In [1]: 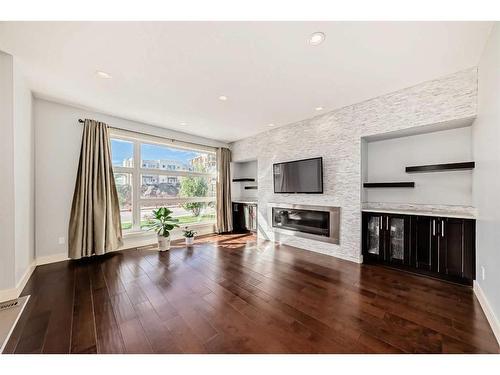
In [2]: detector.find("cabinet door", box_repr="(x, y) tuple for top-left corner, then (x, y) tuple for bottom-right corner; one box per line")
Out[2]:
(243, 204), (250, 231)
(386, 215), (411, 265)
(363, 213), (384, 261)
(438, 218), (475, 282)
(248, 204), (257, 232)
(232, 203), (249, 233)
(413, 216), (439, 272)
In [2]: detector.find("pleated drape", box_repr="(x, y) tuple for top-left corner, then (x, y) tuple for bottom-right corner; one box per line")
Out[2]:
(216, 147), (233, 233)
(68, 119), (123, 259)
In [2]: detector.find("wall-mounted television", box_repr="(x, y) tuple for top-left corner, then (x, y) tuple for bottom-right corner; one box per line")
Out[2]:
(273, 157), (323, 194)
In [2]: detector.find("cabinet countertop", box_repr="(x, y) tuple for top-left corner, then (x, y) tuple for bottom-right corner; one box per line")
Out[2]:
(361, 203), (476, 219)
(232, 200), (258, 205)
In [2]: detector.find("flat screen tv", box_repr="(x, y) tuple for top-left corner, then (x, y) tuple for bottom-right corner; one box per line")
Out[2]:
(273, 157), (323, 194)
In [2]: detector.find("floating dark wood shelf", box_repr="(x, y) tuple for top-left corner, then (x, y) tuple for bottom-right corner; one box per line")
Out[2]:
(244, 186), (258, 190)
(405, 162), (475, 173)
(232, 178), (256, 182)
(363, 182), (415, 188)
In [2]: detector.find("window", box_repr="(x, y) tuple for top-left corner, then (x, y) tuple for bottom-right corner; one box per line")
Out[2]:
(110, 132), (217, 232)
(114, 173), (133, 230)
(111, 139), (134, 167)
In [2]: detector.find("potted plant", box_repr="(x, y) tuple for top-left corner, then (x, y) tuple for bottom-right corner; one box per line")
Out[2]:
(144, 207), (179, 251)
(182, 227), (197, 246)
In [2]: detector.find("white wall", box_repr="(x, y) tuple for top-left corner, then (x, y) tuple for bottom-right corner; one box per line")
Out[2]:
(231, 69), (477, 262)
(34, 98), (228, 260)
(473, 23), (500, 340)
(13, 60), (35, 284)
(365, 126), (473, 206)
(0, 51), (34, 301)
(0, 51), (15, 292)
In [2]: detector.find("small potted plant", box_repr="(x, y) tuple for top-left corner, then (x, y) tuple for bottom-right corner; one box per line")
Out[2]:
(144, 207), (179, 251)
(182, 227), (197, 246)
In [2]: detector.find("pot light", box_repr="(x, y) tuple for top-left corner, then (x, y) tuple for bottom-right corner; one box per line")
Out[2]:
(309, 32), (326, 46)
(267, 123), (275, 127)
(218, 95), (228, 101)
(96, 70), (112, 79)
(315, 106), (324, 111)
(180, 122), (187, 126)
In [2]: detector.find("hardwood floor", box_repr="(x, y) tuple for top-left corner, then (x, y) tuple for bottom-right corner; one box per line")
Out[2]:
(4, 233), (499, 354)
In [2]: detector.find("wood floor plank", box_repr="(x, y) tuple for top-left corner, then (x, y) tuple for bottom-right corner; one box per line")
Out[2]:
(132, 300), (181, 353)
(163, 315), (207, 353)
(89, 265), (126, 354)
(118, 318), (153, 354)
(70, 263), (97, 354)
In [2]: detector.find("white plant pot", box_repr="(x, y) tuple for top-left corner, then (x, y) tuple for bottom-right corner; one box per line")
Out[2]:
(157, 234), (171, 251)
(185, 237), (194, 246)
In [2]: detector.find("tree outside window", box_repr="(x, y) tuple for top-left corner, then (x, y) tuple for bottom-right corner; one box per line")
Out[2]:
(180, 176), (208, 216)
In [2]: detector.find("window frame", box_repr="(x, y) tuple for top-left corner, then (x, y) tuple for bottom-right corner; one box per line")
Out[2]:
(110, 129), (217, 234)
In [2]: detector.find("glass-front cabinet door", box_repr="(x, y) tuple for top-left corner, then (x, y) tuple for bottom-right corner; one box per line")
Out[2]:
(363, 213), (384, 261)
(386, 215), (410, 265)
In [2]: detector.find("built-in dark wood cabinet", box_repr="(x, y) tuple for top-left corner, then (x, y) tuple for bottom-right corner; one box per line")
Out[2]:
(362, 212), (475, 286)
(232, 202), (257, 233)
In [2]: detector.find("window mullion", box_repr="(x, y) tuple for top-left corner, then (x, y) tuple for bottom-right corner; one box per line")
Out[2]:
(113, 166), (134, 173)
(138, 168), (214, 178)
(132, 140), (141, 231)
(139, 197), (216, 205)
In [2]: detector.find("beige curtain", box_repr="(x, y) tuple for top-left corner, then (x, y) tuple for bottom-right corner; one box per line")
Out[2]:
(216, 147), (233, 233)
(68, 119), (123, 259)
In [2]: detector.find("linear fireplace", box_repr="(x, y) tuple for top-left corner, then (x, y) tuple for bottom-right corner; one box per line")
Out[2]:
(268, 203), (340, 244)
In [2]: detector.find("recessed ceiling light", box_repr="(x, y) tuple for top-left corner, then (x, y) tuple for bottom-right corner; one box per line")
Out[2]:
(267, 123), (275, 127)
(315, 106), (324, 111)
(96, 70), (112, 79)
(309, 32), (326, 46)
(218, 95), (228, 101)
(180, 122), (187, 126)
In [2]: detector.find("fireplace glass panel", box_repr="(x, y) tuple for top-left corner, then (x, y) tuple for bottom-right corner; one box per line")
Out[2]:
(272, 207), (330, 237)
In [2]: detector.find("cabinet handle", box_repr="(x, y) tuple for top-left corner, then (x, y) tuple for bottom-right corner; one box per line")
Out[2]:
(441, 220), (445, 238)
(386, 217), (389, 230)
(380, 216), (383, 230)
(432, 220), (435, 236)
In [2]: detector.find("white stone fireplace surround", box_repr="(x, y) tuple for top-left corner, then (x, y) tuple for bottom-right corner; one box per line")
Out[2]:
(230, 69), (477, 263)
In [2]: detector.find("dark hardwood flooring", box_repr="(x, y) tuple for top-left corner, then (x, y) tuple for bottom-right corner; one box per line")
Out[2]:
(4, 233), (499, 354)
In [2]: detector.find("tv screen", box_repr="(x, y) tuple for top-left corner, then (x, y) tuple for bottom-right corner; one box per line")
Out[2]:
(273, 157), (323, 194)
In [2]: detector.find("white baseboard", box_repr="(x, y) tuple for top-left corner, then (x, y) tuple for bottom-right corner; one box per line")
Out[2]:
(0, 253), (68, 302)
(0, 261), (36, 303)
(122, 223), (216, 249)
(473, 281), (500, 346)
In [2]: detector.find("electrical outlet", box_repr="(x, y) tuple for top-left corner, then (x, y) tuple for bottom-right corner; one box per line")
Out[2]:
(58, 237), (65, 245)
(481, 266), (486, 281)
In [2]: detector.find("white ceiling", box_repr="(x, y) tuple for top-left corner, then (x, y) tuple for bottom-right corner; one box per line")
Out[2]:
(0, 21), (493, 142)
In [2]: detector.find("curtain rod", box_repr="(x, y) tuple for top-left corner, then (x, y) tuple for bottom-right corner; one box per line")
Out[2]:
(77, 118), (220, 151)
